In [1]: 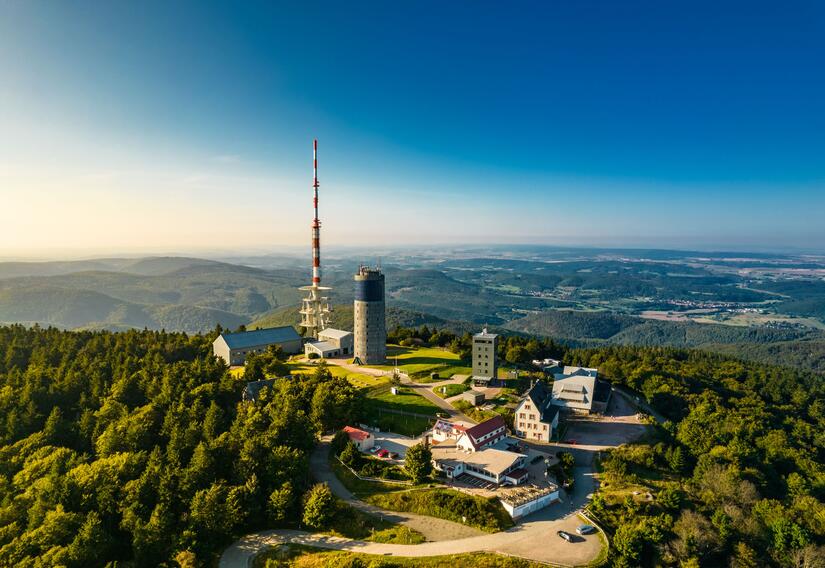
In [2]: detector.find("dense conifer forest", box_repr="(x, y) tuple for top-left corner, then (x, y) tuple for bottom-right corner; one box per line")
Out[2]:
(0, 325), (362, 566)
(0, 324), (822, 566)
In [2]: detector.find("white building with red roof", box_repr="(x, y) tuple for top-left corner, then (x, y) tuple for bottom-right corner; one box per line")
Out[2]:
(343, 426), (374, 451)
(432, 416), (527, 486)
(457, 415), (507, 452)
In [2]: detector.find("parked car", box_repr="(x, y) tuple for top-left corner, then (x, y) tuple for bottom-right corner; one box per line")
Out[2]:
(377, 449), (389, 458)
(369, 445), (381, 453)
(566, 439), (578, 445)
(576, 524), (596, 535)
(530, 455), (544, 464)
(436, 412), (450, 419)
(557, 530), (573, 542)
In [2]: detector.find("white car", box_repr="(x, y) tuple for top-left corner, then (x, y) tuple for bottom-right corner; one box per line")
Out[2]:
(369, 445), (381, 453)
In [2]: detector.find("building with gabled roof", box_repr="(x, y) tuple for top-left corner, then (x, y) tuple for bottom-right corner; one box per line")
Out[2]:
(514, 381), (560, 442)
(213, 326), (303, 366)
(343, 426), (375, 451)
(457, 415), (507, 452)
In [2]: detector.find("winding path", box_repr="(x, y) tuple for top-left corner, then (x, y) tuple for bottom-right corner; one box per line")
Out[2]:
(220, 442), (603, 567)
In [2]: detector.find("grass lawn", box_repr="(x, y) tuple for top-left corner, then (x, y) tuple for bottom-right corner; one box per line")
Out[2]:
(329, 458), (406, 499)
(366, 385), (440, 415)
(286, 360), (388, 389)
(433, 382), (470, 399)
(254, 545), (543, 568)
(366, 488), (513, 533)
(369, 345), (471, 380)
(326, 501), (425, 544)
(452, 400), (512, 424)
(367, 412), (434, 437)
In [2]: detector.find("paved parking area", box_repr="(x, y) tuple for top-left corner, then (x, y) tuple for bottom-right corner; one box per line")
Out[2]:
(369, 431), (420, 461)
(562, 393), (649, 447)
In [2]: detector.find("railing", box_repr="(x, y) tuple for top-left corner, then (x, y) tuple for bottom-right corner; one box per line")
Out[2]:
(579, 507), (610, 567)
(335, 456), (412, 486)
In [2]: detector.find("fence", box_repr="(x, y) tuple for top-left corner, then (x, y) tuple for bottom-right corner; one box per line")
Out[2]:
(335, 456), (412, 486)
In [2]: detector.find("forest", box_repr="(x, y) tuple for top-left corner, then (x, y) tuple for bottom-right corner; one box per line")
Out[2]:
(1, 322), (823, 567)
(571, 343), (825, 566)
(0, 324), (362, 567)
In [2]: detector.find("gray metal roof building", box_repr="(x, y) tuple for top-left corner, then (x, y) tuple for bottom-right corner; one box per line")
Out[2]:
(213, 326), (303, 366)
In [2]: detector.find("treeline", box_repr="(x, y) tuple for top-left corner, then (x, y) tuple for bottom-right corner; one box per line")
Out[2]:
(0, 324), (363, 567)
(568, 345), (824, 567)
(388, 324), (566, 365)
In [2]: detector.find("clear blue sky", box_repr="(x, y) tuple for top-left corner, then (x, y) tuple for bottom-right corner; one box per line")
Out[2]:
(1, 1), (824, 256)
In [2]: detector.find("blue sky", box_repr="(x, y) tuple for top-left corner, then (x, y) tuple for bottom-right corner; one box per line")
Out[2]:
(1, 1), (824, 257)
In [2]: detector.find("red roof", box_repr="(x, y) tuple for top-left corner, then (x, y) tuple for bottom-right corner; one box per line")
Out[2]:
(464, 416), (506, 449)
(343, 426), (371, 442)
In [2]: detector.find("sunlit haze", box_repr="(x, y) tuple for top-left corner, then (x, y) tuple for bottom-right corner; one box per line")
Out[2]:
(2, 1), (824, 258)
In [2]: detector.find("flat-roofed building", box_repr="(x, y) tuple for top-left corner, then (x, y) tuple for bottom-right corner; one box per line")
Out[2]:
(304, 328), (354, 358)
(499, 484), (560, 519)
(472, 328), (498, 386)
(432, 443), (527, 485)
(213, 326), (302, 366)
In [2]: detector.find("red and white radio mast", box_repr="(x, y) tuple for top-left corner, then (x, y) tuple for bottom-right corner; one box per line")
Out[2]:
(300, 139), (331, 338)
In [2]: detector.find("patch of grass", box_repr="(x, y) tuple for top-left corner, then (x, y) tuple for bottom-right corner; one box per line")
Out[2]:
(330, 456), (406, 499)
(286, 360), (389, 389)
(256, 545), (543, 568)
(327, 502), (425, 544)
(366, 385), (440, 415)
(366, 488), (513, 533)
(369, 345), (472, 379)
(365, 412), (434, 437)
(433, 383), (470, 399)
(452, 400), (512, 424)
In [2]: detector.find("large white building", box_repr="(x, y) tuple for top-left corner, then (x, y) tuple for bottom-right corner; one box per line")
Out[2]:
(431, 416), (528, 486)
(551, 366), (612, 414)
(514, 381), (560, 442)
(304, 328), (354, 358)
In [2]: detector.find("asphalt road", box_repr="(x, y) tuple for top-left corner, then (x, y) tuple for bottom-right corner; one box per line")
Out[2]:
(220, 439), (604, 568)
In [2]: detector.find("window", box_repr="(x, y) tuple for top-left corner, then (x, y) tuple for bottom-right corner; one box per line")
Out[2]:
(543, 424), (547, 431)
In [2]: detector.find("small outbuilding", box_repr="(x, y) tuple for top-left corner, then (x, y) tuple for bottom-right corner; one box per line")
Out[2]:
(343, 426), (375, 451)
(305, 328), (354, 359)
(462, 390), (486, 406)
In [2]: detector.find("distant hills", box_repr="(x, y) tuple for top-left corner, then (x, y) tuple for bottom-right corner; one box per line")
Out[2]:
(1, 254), (824, 374)
(505, 309), (825, 374)
(0, 257), (302, 333)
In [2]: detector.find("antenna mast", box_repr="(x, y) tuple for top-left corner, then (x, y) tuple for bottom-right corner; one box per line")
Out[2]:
(299, 139), (331, 338)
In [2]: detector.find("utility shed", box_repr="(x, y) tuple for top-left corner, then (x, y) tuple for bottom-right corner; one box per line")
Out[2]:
(213, 326), (303, 366)
(462, 390), (486, 406)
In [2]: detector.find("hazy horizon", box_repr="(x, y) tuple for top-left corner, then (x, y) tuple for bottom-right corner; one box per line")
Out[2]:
(2, 1), (824, 257)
